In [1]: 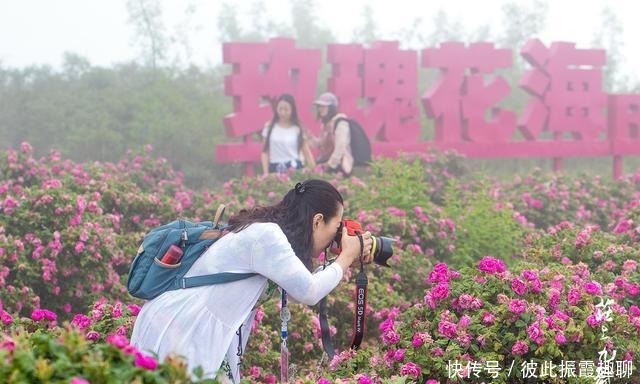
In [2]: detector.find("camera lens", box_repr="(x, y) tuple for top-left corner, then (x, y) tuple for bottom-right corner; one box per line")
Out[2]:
(372, 236), (394, 267)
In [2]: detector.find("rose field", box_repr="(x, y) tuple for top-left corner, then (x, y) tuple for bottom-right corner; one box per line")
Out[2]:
(1, 142), (640, 383)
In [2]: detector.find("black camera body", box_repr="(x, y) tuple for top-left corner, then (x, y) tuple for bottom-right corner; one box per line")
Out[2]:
(332, 219), (394, 267)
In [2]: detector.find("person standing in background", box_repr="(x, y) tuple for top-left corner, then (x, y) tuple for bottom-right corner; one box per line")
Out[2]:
(261, 94), (315, 176)
(311, 92), (354, 176)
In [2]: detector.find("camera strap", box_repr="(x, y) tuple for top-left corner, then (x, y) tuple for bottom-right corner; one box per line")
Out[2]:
(317, 233), (368, 360)
(352, 267), (368, 350)
(280, 289), (291, 383)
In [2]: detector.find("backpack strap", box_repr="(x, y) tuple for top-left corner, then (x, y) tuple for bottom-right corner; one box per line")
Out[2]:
(333, 117), (349, 132)
(213, 204), (226, 229)
(176, 272), (258, 289)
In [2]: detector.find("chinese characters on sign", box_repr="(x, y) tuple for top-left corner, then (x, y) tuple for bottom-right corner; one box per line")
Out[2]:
(218, 37), (640, 177)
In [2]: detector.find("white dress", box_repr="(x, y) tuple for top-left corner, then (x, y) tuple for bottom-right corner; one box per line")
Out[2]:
(130, 222), (343, 382)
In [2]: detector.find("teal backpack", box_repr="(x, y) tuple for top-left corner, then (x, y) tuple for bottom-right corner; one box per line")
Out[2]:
(127, 205), (257, 300)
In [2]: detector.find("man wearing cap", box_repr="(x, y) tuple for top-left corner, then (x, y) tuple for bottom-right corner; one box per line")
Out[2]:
(312, 92), (354, 175)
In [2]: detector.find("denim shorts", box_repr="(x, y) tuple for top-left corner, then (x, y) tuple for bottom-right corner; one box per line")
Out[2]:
(269, 160), (303, 174)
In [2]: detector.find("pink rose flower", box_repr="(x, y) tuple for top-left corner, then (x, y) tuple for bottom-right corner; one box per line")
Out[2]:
(458, 315), (471, 329)
(511, 278), (528, 295)
(586, 313), (604, 328)
(584, 281), (603, 296)
(106, 334), (129, 349)
(427, 263), (451, 284)
(438, 320), (457, 339)
(522, 270), (538, 281)
(122, 345), (138, 355)
(1, 310), (13, 325)
(431, 283), (450, 300)
(529, 278), (542, 293)
(400, 362), (422, 378)
(512, 340), (529, 355)
(481, 311), (496, 325)
(382, 329), (400, 345)
(127, 304), (141, 316)
(613, 219), (632, 233)
(1, 335), (15, 352)
(71, 314), (92, 330)
(555, 332), (567, 345)
(412, 333), (424, 348)
(567, 288), (581, 305)
(508, 299), (528, 315)
(378, 317), (394, 332)
(478, 256), (506, 274)
(134, 352), (158, 370)
(626, 283), (640, 296)
(31, 309), (57, 322)
(527, 321), (545, 345)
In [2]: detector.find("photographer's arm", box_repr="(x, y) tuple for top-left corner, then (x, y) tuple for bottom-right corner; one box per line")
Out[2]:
(250, 225), (371, 305)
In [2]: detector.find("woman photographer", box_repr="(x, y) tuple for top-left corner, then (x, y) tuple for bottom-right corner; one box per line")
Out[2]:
(130, 179), (373, 382)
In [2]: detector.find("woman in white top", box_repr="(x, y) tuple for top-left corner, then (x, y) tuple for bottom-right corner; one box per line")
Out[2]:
(130, 179), (373, 382)
(261, 93), (315, 176)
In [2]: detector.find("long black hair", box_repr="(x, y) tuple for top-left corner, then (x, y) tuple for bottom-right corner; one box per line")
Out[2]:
(263, 93), (305, 153)
(227, 179), (343, 270)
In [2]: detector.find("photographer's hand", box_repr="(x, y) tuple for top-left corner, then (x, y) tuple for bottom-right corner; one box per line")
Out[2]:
(360, 231), (374, 264)
(334, 228), (373, 273)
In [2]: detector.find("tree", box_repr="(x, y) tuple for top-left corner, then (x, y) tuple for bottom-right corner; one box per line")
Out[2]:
(170, 2), (198, 68)
(351, 5), (379, 45)
(426, 9), (465, 45)
(290, 0), (335, 47)
(496, 0), (548, 114)
(217, 1), (292, 42)
(61, 53), (91, 80)
(217, 2), (243, 42)
(126, 0), (168, 70)
(248, 0), (292, 40)
(498, 0), (548, 68)
(591, 5), (626, 92)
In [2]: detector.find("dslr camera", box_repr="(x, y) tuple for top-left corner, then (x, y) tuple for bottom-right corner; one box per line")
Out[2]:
(331, 219), (394, 267)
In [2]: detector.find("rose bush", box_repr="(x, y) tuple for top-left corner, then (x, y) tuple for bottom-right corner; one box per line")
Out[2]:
(1, 143), (640, 383)
(323, 257), (640, 383)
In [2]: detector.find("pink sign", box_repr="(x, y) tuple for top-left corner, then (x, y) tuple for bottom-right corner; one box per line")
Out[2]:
(218, 38), (321, 163)
(218, 37), (636, 178)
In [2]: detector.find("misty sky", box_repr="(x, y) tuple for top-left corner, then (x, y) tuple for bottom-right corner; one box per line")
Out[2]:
(0, 0), (638, 80)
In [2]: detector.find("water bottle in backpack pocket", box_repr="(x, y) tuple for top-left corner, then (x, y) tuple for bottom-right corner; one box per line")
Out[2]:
(127, 206), (257, 300)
